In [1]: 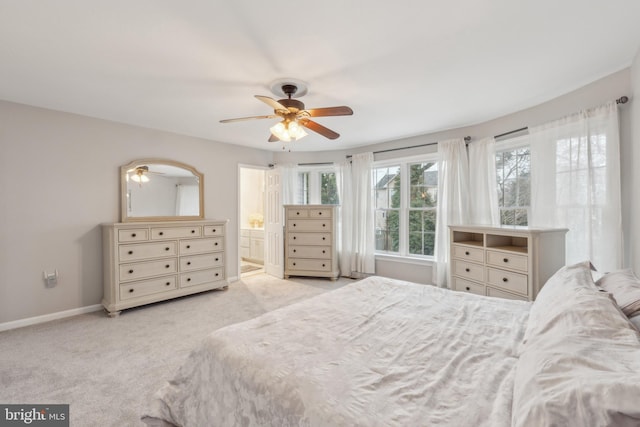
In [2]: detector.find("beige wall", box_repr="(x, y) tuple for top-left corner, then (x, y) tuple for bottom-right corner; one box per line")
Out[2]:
(0, 101), (273, 323)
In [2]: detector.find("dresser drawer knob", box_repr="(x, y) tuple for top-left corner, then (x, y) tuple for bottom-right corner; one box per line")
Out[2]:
(129, 288), (134, 293)
(293, 262), (296, 266)
(191, 230), (195, 233)
(293, 236), (297, 240)
(322, 263), (326, 267)
(293, 223), (297, 227)
(502, 277), (508, 282)
(465, 268), (470, 272)
(293, 249), (297, 253)
(322, 250), (326, 254)
(128, 269), (134, 274)
(215, 242), (219, 246)
(187, 277), (191, 282)
(165, 264), (170, 268)
(212, 228), (216, 232)
(215, 273), (219, 277)
(186, 245), (191, 249)
(165, 247), (170, 251)
(503, 258), (509, 263)
(296, 212), (300, 215)
(322, 237), (326, 241)
(131, 233), (136, 237)
(128, 250), (133, 255)
(466, 286), (470, 291)
(215, 257), (219, 261)
(166, 282), (171, 286)
(322, 223), (326, 227)
(465, 251), (470, 256)
(318, 212), (323, 215)
(159, 231), (164, 236)
(187, 261), (191, 265)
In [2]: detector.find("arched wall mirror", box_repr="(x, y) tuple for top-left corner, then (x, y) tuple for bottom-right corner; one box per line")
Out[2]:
(121, 159), (204, 222)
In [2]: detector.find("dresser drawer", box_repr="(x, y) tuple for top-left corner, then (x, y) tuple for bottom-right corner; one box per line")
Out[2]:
(487, 287), (529, 301)
(181, 253), (223, 271)
(118, 229), (149, 242)
(119, 258), (178, 282)
(120, 276), (176, 300)
(287, 258), (332, 272)
(119, 241), (177, 262)
(287, 220), (332, 232)
(203, 224), (224, 236)
(151, 226), (201, 239)
(309, 208), (332, 218)
(486, 250), (528, 273)
(452, 245), (484, 263)
(452, 277), (486, 296)
(287, 208), (309, 218)
(452, 260), (484, 282)
(288, 233), (332, 245)
(180, 267), (224, 288)
(180, 237), (223, 255)
(288, 245), (332, 259)
(486, 267), (528, 295)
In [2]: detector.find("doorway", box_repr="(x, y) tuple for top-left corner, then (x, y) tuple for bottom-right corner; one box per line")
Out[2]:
(238, 165), (267, 277)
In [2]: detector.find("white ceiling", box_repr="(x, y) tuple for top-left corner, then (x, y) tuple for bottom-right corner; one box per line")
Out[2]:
(1, 1), (639, 152)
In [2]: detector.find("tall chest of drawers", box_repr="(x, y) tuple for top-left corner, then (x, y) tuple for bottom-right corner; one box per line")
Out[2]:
(449, 225), (567, 301)
(284, 205), (339, 280)
(102, 220), (228, 316)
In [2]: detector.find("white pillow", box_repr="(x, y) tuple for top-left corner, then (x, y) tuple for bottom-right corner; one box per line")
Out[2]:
(513, 262), (640, 427)
(596, 269), (640, 317)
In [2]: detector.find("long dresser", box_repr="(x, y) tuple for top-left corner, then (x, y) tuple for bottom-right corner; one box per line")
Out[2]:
(449, 225), (567, 301)
(284, 205), (339, 280)
(102, 220), (228, 316)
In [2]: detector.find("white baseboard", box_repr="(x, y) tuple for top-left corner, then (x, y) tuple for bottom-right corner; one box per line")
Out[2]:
(0, 304), (103, 332)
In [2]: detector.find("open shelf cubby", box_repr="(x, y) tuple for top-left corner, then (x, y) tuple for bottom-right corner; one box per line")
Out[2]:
(485, 234), (528, 254)
(452, 231), (484, 247)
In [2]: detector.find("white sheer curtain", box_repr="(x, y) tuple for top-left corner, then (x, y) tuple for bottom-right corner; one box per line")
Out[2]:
(530, 101), (622, 272)
(175, 184), (199, 216)
(278, 163), (299, 205)
(337, 153), (375, 277)
(433, 139), (470, 287)
(468, 137), (500, 226)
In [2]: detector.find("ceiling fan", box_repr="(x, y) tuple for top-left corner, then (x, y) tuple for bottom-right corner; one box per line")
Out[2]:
(220, 82), (353, 142)
(127, 165), (163, 185)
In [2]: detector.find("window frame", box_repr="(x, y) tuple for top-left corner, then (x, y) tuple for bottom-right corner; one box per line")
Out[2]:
(373, 153), (439, 259)
(495, 135), (531, 226)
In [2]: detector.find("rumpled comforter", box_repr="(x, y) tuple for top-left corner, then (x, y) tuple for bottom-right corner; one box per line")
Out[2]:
(142, 276), (530, 427)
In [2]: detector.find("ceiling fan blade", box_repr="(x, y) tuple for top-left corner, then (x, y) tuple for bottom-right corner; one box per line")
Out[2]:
(305, 106), (353, 117)
(268, 134), (279, 142)
(220, 114), (277, 123)
(301, 119), (340, 140)
(255, 95), (289, 112)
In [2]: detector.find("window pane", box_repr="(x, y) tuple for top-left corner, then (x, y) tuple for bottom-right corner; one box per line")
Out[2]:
(408, 210), (436, 256)
(375, 209), (399, 252)
(320, 172), (339, 204)
(374, 166), (401, 209)
(298, 172), (309, 204)
(409, 162), (438, 208)
(496, 146), (530, 226)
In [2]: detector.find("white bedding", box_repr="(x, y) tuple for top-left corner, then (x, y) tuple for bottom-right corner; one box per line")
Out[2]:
(142, 276), (530, 427)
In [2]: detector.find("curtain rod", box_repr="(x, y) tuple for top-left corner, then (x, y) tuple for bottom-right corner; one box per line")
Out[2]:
(345, 136), (471, 159)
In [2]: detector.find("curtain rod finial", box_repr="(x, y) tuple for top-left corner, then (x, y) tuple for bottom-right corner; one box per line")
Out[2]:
(617, 96), (629, 104)
(464, 136), (471, 143)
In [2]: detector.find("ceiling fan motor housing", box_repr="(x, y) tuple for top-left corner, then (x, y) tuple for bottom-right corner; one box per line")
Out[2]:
(278, 98), (305, 111)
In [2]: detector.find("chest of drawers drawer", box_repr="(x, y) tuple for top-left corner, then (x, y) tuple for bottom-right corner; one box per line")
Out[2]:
(120, 276), (177, 300)
(119, 241), (177, 262)
(452, 245), (484, 263)
(180, 253), (224, 271)
(288, 245), (331, 259)
(119, 258), (177, 282)
(486, 250), (528, 272)
(452, 277), (486, 296)
(118, 229), (149, 242)
(180, 267), (224, 288)
(180, 237), (223, 255)
(486, 267), (528, 295)
(288, 232), (332, 245)
(151, 226), (202, 239)
(287, 258), (332, 272)
(452, 260), (484, 282)
(287, 219), (332, 232)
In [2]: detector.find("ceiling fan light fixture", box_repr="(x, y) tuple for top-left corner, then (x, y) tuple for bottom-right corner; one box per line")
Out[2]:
(270, 120), (307, 142)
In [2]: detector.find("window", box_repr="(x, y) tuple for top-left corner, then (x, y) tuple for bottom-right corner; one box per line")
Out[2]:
(496, 145), (530, 226)
(374, 165), (400, 252)
(297, 167), (339, 205)
(373, 156), (438, 257)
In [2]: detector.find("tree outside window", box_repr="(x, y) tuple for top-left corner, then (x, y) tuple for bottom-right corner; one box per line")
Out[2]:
(374, 166), (400, 252)
(408, 162), (437, 256)
(496, 147), (530, 226)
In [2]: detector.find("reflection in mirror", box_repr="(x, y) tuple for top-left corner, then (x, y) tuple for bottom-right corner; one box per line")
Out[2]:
(121, 159), (204, 222)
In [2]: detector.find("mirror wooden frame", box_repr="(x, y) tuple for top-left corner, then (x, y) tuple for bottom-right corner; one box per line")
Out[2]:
(120, 158), (204, 222)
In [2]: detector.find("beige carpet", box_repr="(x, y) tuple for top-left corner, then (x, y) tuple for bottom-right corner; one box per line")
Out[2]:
(0, 274), (354, 426)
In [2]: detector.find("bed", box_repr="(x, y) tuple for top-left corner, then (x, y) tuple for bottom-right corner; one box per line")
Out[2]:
(142, 262), (640, 427)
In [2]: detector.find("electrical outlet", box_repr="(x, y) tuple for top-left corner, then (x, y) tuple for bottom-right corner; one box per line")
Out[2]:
(43, 270), (58, 288)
